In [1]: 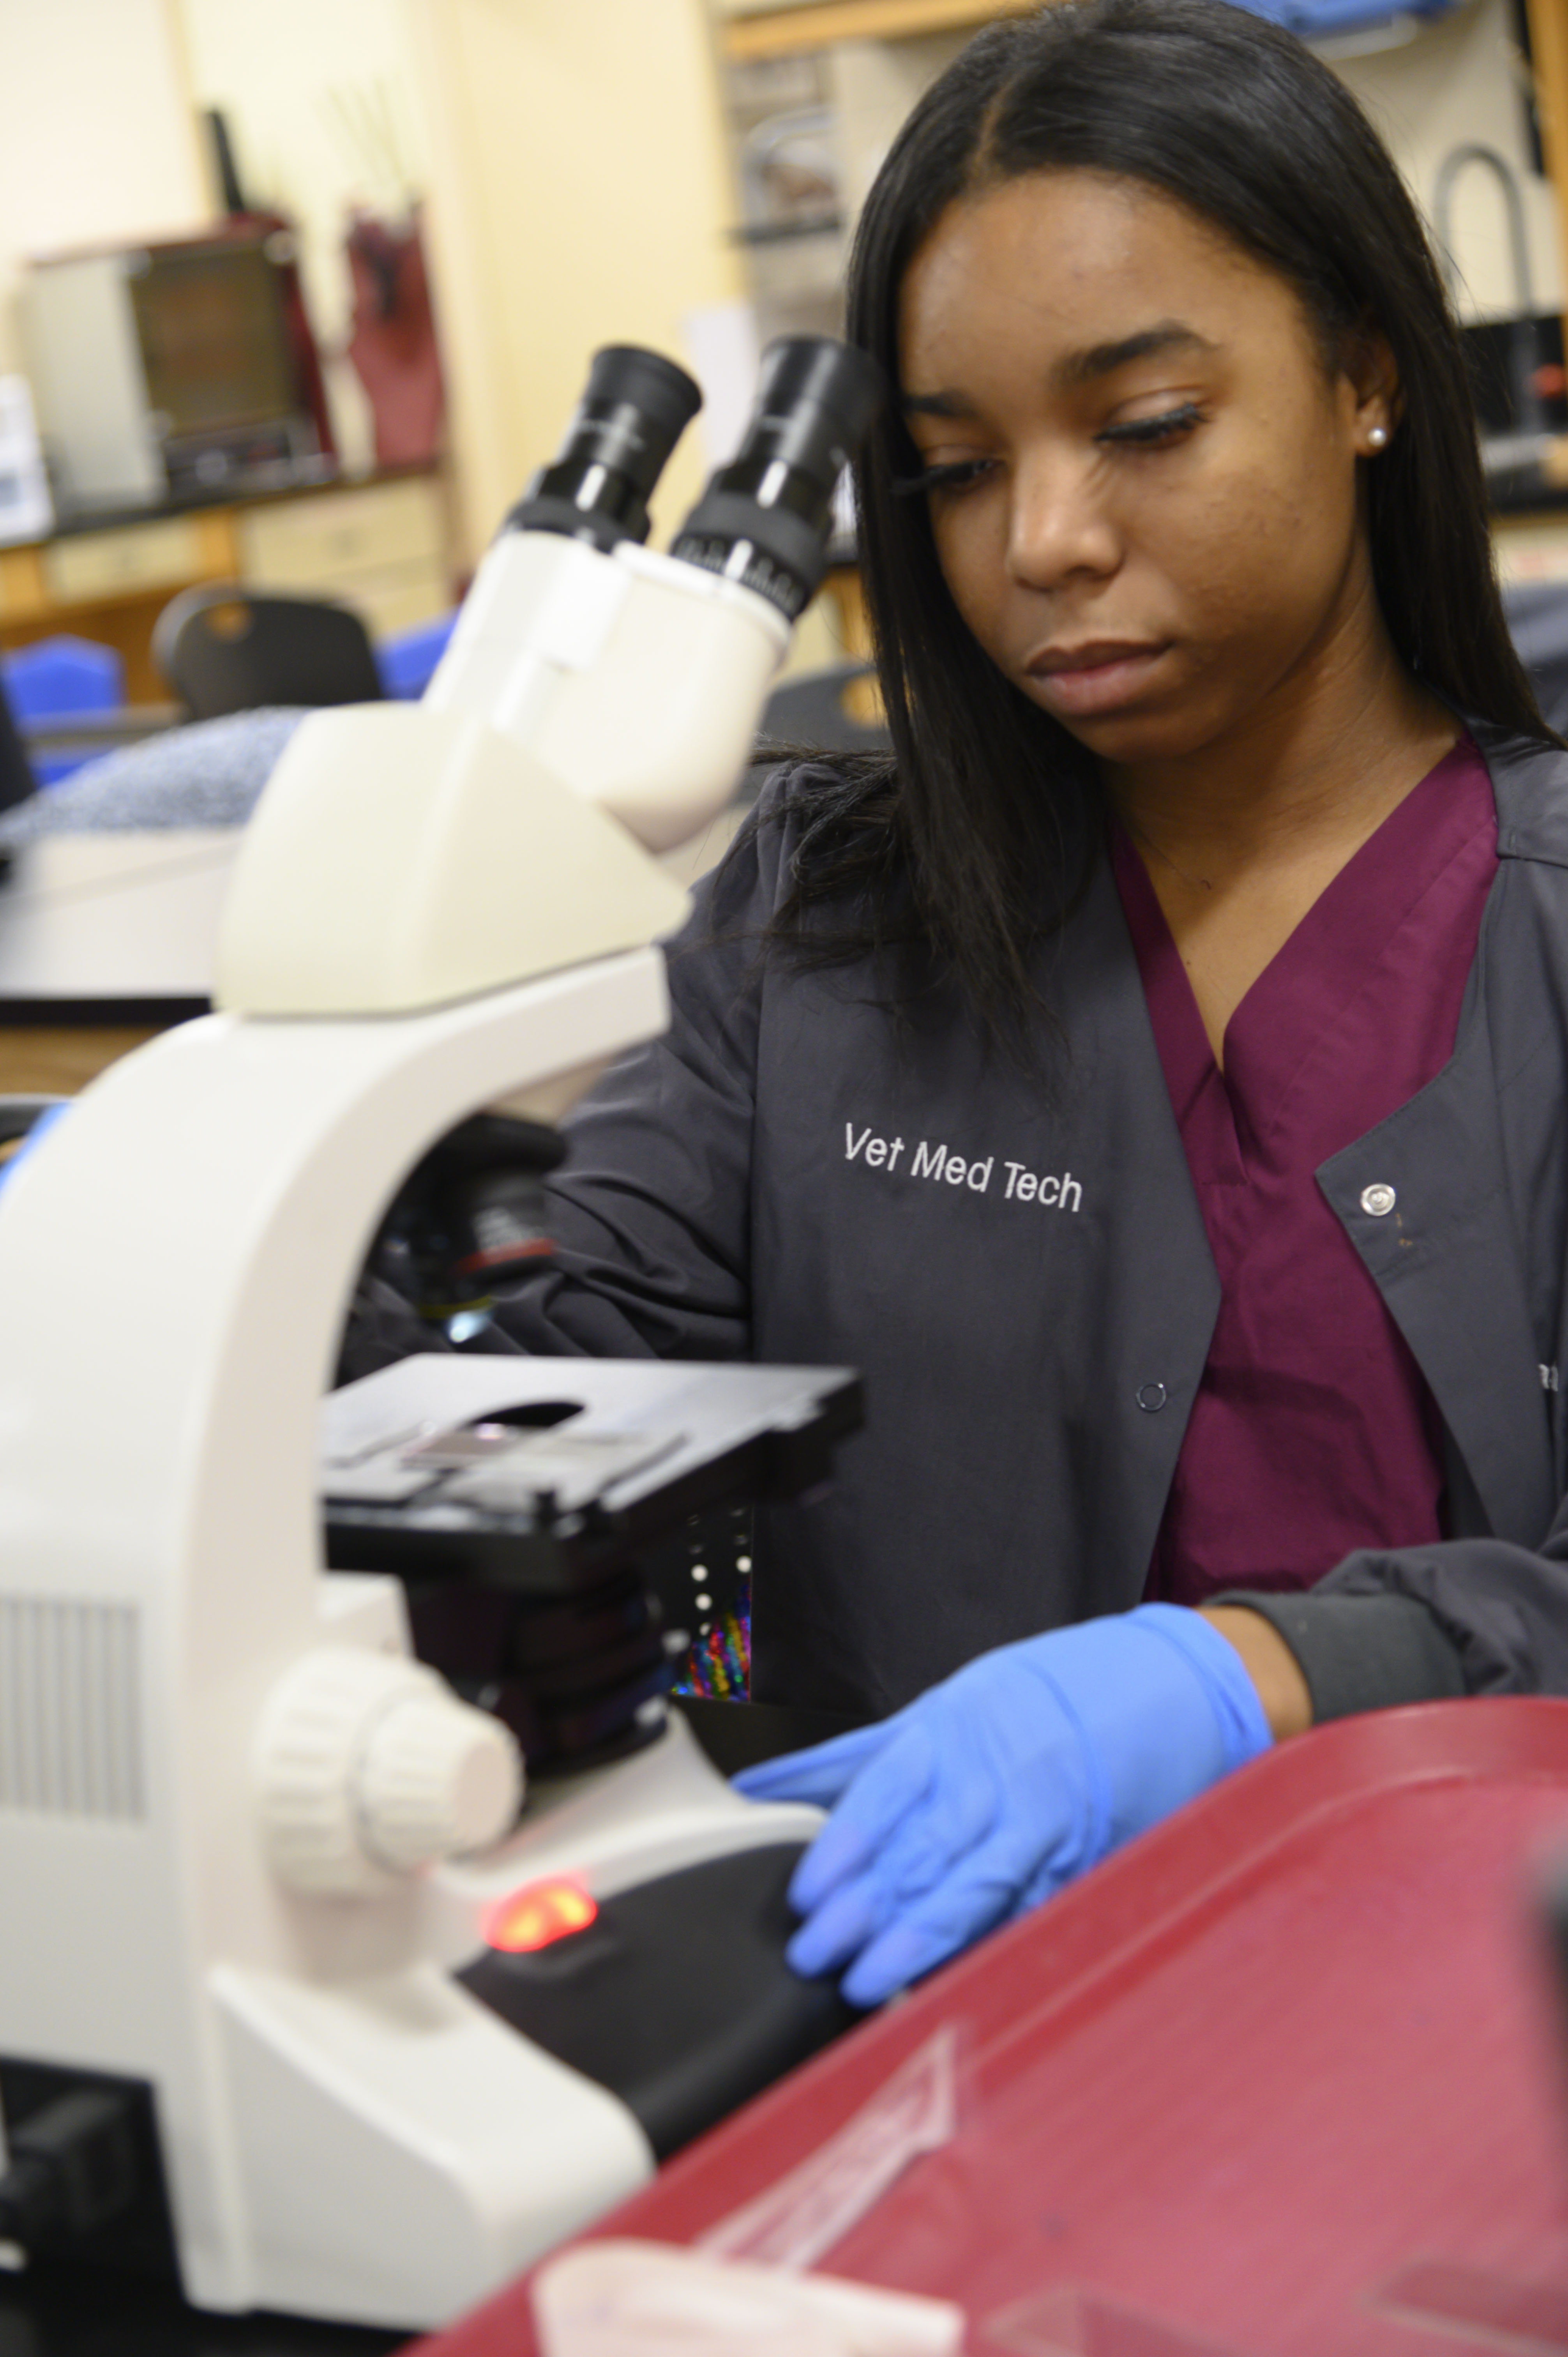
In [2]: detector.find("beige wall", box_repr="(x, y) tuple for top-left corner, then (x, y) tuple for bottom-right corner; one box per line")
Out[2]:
(176, 0), (760, 565)
(405, 0), (747, 565)
(0, 0), (208, 376)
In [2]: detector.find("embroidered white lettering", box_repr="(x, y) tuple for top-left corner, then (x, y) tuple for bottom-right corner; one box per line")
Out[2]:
(1007, 1163), (1082, 1211)
(846, 1125), (1079, 1210)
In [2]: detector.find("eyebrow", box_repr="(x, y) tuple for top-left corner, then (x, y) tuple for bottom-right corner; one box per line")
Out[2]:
(900, 322), (1219, 416)
(1058, 322), (1218, 388)
(901, 389), (974, 418)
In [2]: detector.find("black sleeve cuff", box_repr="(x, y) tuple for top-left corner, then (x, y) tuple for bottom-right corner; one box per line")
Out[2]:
(1206, 1588), (1467, 1722)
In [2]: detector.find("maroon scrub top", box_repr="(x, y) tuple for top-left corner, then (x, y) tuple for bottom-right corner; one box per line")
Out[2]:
(1112, 735), (1498, 1607)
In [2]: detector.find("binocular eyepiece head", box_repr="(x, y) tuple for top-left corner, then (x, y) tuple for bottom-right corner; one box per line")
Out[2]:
(504, 346), (703, 554)
(506, 334), (885, 620)
(672, 337), (885, 622)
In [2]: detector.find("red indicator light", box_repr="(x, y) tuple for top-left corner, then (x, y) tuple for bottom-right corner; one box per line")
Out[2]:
(484, 1878), (598, 1954)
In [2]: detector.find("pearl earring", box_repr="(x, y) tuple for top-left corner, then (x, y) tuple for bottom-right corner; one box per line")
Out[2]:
(1367, 425), (1389, 450)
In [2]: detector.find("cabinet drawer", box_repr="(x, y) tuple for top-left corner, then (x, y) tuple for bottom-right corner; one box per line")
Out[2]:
(345, 567), (454, 638)
(44, 516), (207, 604)
(238, 479), (444, 590)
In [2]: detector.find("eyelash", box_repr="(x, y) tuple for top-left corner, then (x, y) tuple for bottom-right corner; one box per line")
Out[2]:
(1101, 400), (1205, 447)
(891, 458), (992, 498)
(891, 401), (1206, 498)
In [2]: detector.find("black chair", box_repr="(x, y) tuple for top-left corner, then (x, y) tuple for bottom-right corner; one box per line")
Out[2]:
(1504, 581), (1568, 737)
(740, 659), (891, 811)
(153, 584), (385, 721)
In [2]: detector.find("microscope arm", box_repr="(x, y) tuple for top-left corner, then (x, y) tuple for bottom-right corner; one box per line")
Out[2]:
(0, 333), (882, 2330)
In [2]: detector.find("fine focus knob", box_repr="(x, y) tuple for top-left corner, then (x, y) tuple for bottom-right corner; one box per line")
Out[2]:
(254, 1646), (524, 1895)
(356, 1686), (522, 1871)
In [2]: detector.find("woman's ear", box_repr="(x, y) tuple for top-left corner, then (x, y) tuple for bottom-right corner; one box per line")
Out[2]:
(1342, 323), (1401, 453)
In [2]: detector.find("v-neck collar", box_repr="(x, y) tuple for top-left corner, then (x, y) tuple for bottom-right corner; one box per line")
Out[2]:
(1111, 735), (1494, 1157)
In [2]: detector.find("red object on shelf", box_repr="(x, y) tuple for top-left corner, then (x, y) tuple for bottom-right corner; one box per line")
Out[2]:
(412, 1700), (1568, 2357)
(346, 208), (444, 468)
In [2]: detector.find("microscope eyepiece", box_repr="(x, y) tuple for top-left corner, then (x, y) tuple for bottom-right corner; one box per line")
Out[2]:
(671, 337), (885, 622)
(504, 346), (702, 553)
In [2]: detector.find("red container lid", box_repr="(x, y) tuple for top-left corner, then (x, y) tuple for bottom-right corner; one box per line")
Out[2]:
(417, 1700), (1568, 2357)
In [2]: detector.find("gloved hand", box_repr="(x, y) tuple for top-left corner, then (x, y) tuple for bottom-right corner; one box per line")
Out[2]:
(734, 1603), (1272, 2006)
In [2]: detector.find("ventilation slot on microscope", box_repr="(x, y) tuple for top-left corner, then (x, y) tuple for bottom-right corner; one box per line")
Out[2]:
(0, 1599), (144, 1819)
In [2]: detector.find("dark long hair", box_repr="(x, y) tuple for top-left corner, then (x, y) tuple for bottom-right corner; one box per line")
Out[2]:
(762, 0), (1550, 1041)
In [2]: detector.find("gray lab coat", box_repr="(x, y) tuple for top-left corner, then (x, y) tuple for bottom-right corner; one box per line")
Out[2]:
(493, 723), (1568, 1721)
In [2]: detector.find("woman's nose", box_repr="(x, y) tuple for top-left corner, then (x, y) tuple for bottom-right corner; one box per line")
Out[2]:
(1005, 451), (1121, 590)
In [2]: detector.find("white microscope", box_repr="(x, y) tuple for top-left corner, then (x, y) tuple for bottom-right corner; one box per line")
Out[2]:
(0, 337), (881, 2332)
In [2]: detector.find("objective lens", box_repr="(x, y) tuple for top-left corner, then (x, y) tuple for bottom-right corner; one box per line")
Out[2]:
(671, 337), (885, 622)
(505, 346), (702, 553)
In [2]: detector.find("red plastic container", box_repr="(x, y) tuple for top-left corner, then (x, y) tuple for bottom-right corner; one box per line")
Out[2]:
(416, 1700), (1568, 2355)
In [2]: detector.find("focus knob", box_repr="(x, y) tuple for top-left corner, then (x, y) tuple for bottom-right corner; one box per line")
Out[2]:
(356, 1684), (521, 1871)
(254, 1646), (524, 1895)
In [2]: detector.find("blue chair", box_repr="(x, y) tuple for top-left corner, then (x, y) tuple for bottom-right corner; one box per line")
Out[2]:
(2, 636), (125, 784)
(377, 611), (458, 700)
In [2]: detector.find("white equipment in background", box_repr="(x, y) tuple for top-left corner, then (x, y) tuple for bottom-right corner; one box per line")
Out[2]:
(0, 339), (881, 2329)
(0, 377), (53, 548)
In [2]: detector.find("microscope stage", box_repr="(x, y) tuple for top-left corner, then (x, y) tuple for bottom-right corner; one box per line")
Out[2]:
(320, 1355), (862, 1593)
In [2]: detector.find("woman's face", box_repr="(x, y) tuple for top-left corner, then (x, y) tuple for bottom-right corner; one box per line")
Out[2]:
(895, 170), (1394, 773)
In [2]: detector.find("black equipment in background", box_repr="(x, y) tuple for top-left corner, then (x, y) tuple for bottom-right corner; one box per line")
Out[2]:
(1505, 581), (1568, 736)
(360, 1112), (564, 1319)
(1434, 143), (1568, 507)
(0, 675), (36, 816)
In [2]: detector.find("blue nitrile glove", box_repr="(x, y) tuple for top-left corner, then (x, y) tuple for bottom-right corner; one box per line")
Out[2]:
(734, 1603), (1272, 2006)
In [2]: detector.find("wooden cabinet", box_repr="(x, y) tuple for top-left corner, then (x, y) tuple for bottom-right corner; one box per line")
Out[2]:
(40, 514), (224, 608)
(236, 477), (451, 639)
(0, 471), (453, 699)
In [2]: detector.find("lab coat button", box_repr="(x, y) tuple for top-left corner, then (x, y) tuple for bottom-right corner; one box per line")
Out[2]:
(1360, 1183), (1397, 1217)
(1136, 1382), (1168, 1412)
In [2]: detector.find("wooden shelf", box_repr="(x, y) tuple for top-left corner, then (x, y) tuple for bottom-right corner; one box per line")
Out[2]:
(719, 0), (1044, 63)
(0, 1025), (162, 1095)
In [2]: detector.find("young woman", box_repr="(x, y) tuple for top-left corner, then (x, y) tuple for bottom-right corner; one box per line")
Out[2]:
(487, 0), (1568, 2004)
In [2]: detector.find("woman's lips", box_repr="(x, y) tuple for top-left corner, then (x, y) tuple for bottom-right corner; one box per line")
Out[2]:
(1023, 641), (1169, 718)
